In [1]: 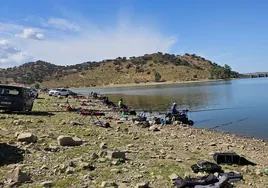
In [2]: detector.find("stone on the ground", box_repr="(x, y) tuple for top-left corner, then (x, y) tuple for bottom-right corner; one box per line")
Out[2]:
(47, 144), (59, 152)
(98, 158), (107, 163)
(107, 151), (126, 160)
(241, 166), (249, 173)
(41, 181), (53, 187)
(78, 162), (95, 171)
(110, 168), (121, 173)
(98, 151), (108, 157)
(135, 182), (150, 188)
(65, 166), (75, 174)
(127, 144), (134, 148)
(70, 121), (83, 126)
(100, 142), (107, 149)
(5, 166), (30, 186)
(57, 135), (83, 146)
(148, 125), (160, 132)
(134, 121), (150, 128)
(16, 132), (37, 143)
(40, 165), (49, 170)
(118, 183), (128, 188)
(60, 120), (66, 125)
(169, 173), (178, 180)
(255, 169), (263, 176)
(12, 119), (24, 126)
(90, 153), (99, 159)
(101, 181), (118, 187)
(209, 142), (217, 146)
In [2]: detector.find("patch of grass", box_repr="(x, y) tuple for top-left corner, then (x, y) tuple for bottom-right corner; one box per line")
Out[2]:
(53, 177), (81, 188)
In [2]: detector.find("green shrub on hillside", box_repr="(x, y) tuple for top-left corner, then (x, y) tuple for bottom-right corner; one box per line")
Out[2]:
(154, 71), (162, 82)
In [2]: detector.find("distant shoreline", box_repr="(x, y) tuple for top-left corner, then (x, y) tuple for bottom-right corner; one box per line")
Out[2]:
(70, 78), (231, 90)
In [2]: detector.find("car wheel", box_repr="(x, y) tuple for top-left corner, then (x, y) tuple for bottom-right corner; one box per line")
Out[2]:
(28, 104), (33, 112)
(22, 104), (27, 112)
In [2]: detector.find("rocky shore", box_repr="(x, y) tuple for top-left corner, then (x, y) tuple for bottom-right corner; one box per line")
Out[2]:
(0, 94), (267, 188)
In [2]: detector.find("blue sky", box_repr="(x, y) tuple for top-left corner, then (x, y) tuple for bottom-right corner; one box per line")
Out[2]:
(1, 0), (268, 73)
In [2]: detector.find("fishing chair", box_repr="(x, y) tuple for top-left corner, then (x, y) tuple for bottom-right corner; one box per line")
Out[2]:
(78, 109), (105, 126)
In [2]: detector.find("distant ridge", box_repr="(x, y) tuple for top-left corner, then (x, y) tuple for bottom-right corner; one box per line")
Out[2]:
(0, 52), (240, 88)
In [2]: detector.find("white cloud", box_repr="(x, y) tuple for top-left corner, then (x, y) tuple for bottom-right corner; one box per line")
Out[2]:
(46, 17), (80, 31)
(0, 15), (178, 67)
(0, 39), (32, 67)
(15, 28), (45, 40)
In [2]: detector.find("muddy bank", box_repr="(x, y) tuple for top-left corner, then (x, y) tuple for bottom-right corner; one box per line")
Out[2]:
(0, 94), (267, 187)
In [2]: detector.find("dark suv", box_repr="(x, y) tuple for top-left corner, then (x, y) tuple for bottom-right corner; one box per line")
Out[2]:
(0, 85), (34, 112)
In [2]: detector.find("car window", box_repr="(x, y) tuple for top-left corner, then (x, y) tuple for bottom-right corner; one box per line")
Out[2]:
(0, 87), (20, 96)
(61, 89), (67, 91)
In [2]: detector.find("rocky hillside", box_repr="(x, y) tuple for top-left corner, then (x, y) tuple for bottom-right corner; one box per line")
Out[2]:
(0, 53), (240, 88)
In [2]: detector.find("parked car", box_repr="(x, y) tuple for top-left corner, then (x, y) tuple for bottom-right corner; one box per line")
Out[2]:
(48, 88), (69, 97)
(27, 87), (38, 99)
(0, 84), (34, 112)
(39, 88), (49, 93)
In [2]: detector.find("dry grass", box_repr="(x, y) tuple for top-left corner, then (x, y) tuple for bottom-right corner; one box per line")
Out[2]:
(42, 58), (211, 88)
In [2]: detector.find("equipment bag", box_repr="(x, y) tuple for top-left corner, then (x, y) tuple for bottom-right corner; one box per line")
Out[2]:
(191, 161), (222, 173)
(213, 152), (241, 165)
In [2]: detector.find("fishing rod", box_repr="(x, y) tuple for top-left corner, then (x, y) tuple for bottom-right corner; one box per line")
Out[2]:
(209, 117), (249, 130)
(132, 106), (252, 114)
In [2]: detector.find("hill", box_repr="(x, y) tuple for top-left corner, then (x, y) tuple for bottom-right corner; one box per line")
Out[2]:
(0, 52), (240, 88)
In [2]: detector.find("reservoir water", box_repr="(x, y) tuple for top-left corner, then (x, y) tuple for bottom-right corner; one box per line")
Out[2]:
(73, 78), (268, 140)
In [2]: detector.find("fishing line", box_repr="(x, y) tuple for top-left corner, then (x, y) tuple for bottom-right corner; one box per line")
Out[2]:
(132, 106), (252, 114)
(209, 117), (249, 130)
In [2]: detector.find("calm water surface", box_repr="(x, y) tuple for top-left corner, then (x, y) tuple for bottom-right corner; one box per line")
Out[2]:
(74, 78), (268, 140)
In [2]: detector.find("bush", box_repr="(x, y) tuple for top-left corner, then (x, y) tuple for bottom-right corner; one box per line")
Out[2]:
(113, 61), (122, 66)
(136, 66), (145, 73)
(34, 83), (40, 89)
(143, 56), (153, 61)
(154, 71), (162, 82)
(126, 63), (132, 69)
(115, 65), (121, 72)
(122, 57), (127, 62)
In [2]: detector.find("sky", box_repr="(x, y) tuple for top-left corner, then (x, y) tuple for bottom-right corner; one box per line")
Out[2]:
(1, 0), (268, 73)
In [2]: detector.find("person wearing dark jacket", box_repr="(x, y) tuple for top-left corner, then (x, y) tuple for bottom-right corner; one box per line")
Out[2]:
(170, 102), (179, 114)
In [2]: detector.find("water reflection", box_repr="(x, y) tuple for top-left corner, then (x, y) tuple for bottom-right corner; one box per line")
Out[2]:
(74, 80), (234, 111)
(103, 82), (233, 111)
(73, 78), (268, 140)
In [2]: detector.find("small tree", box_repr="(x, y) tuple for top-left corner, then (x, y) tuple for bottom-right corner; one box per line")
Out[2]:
(35, 83), (40, 89)
(154, 71), (162, 82)
(224, 64), (232, 78)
